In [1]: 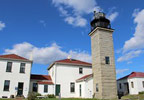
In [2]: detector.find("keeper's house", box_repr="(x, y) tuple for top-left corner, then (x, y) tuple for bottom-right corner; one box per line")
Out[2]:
(0, 54), (32, 98)
(0, 54), (94, 98)
(117, 72), (144, 96)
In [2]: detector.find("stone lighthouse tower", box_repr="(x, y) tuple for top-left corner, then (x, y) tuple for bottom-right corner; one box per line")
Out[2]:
(89, 11), (117, 99)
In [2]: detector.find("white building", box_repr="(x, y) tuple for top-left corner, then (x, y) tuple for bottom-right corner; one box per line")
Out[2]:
(48, 59), (93, 98)
(0, 54), (32, 98)
(117, 72), (144, 96)
(29, 74), (54, 95)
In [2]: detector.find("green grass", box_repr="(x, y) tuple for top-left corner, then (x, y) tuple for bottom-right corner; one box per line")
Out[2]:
(35, 98), (99, 100)
(121, 94), (144, 100)
(0, 98), (119, 100)
(35, 98), (118, 100)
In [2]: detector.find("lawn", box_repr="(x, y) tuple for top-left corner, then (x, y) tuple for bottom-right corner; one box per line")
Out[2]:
(0, 98), (114, 100)
(121, 94), (144, 100)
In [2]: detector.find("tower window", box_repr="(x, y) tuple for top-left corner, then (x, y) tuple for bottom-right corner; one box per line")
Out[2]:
(6, 62), (12, 72)
(96, 83), (99, 92)
(79, 68), (83, 74)
(142, 81), (144, 88)
(105, 56), (110, 64)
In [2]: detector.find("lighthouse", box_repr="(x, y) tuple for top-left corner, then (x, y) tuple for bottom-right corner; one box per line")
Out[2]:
(89, 11), (117, 99)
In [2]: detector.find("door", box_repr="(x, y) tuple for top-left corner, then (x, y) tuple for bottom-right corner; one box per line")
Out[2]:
(33, 83), (38, 92)
(56, 84), (60, 96)
(79, 84), (82, 97)
(124, 83), (129, 95)
(17, 82), (24, 96)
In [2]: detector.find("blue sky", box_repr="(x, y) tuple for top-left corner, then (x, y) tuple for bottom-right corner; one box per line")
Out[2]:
(0, 0), (144, 79)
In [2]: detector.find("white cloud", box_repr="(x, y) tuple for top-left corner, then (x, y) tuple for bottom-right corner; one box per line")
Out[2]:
(107, 12), (119, 22)
(117, 9), (144, 62)
(51, 0), (101, 27)
(4, 42), (91, 65)
(116, 69), (129, 74)
(64, 16), (87, 27)
(52, 0), (100, 14)
(123, 9), (144, 52)
(0, 21), (5, 31)
(117, 50), (142, 62)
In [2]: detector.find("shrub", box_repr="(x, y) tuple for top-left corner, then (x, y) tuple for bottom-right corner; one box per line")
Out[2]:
(10, 95), (14, 98)
(47, 94), (56, 98)
(35, 92), (41, 97)
(27, 92), (41, 100)
(139, 91), (144, 94)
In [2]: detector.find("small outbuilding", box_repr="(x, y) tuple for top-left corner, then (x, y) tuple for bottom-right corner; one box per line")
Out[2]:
(117, 72), (144, 96)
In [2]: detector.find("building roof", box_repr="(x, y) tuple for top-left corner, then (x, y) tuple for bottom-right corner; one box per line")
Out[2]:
(31, 74), (52, 81)
(76, 74), (93, 82)
(48, 59), (92, 70)
(129, 72), (144, 78)
(0, 54), (32, 62)
(38, 81), (54, 85)
(117, 72), (144, 81)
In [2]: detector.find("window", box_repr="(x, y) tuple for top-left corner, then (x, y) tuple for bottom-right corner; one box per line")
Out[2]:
(143, 81), (144, 88)
(131, 82), (134, 88)
(79, 68), (83, 74)
(119, 83), (122, 89)
(96, 83), (99, 92)
(105, 56), (110, 64)
(6, 62), (12, 72)
(44, 85), (48, 93)
(33, 83), (38, 92)
(20, 63), (25, 73)
(3, 80), (10, 91)
(70, 82), (75, 93)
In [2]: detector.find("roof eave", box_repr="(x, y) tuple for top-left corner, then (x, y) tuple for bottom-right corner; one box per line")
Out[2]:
(0, 57), (33, 63)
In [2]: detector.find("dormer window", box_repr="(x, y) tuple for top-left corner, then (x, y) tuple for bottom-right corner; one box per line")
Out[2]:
(20, 63), (25, 73)
(79, 68), (83, 74)
(6, 62), (12, 72)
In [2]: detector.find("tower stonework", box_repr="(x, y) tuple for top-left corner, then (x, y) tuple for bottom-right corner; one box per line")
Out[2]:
(89, 12), (117, 99)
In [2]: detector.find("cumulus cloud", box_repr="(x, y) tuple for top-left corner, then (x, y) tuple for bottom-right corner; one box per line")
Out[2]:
(117, 9), (144, 62)
(0, 21), (5, 31)
(51, 0), (101, 27)
(107, 7), (119, 22)
(107, 12), (119, 22)
(64, 16), (87, 27)
(4, 42), (91, 64)
(116, 69), (129, 74)
(117, 50), (142, 62)
(123, 9), (144, 52)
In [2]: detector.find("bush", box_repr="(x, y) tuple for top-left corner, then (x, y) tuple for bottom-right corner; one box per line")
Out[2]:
(139, 91), (144, 94)
(27, 92), (41, 100)
(10, 95), (14, 98)
(47, 94), (56, 98)
(35, 92), (41, 97)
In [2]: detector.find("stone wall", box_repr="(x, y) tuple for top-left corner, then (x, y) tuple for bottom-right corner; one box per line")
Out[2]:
(89, 27), (117, 99)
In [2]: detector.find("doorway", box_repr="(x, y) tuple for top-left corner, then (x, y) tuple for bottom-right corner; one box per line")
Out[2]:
(124, 83), (129, 95)
(79, 84), (82, 97)
(17, 82), (24, 96)
(56, 84), (60, 96)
